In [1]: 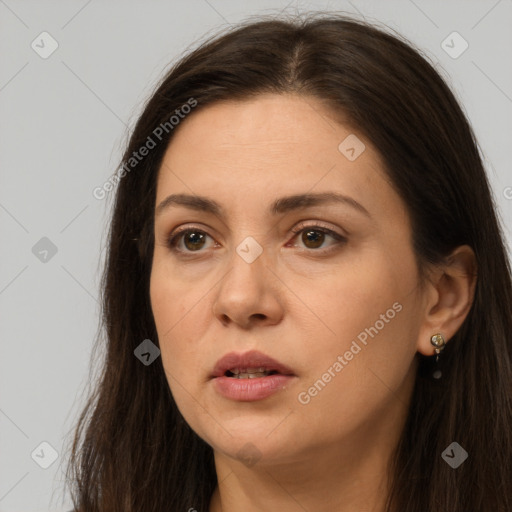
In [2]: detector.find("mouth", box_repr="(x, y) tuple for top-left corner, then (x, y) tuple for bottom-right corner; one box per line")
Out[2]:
(211, 350), (295, 379)
(224, 367), (283, 379)
(210, 350), (296, 401)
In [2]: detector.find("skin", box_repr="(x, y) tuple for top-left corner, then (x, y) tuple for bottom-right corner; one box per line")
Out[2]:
(150, 94), (476, 512)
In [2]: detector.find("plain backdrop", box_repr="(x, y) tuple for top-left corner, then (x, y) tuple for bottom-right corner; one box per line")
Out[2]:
(0, 1), (511, 510)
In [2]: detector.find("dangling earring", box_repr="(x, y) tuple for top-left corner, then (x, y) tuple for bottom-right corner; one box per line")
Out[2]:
(430, 333), (446, 380)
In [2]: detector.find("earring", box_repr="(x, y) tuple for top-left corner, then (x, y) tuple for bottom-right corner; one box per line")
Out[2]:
(430, 333), (446, 380)
(430, 333), (446, 362)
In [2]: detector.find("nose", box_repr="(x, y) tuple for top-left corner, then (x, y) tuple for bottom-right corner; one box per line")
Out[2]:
(212, 247), (285, 329)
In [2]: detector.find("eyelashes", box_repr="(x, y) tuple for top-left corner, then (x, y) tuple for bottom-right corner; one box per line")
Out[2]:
(167, 228), (215, 253)
(287, 223), (347, 252)
(165, 222), (347, 257)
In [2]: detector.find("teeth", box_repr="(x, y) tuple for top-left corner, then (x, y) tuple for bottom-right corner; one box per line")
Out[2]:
(233, 372), (269, 379)
(229, 367), (266, 375)
(227, 367), (273, 378)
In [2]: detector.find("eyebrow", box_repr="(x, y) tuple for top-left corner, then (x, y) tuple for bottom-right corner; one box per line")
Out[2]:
(155, 192), (371, 218)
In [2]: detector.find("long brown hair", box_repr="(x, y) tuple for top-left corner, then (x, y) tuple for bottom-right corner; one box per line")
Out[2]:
(64, 12), (512, 511)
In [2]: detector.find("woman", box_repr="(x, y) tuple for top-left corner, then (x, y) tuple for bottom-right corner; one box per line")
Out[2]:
(65, 12), (512, 512)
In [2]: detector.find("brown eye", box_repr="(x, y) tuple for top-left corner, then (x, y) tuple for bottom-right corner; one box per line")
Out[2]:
(167, 228), (213, 253)
(301, 229), (326, 249)
(182, 231), (207, 251)
(289, 224), (347, 252)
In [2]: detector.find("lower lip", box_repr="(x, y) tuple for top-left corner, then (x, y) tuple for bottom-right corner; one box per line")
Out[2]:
(212, 374), (295, 401)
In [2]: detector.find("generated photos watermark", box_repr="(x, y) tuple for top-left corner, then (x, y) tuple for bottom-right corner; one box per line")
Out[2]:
(93, 97), (197, 200)
(297, 301), (403, 405)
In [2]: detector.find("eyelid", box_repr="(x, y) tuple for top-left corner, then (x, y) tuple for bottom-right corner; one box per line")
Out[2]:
(166, 221), (347, 255)
(288, 220), (347, 238)
(286, 221), (347, 253)
(166, 224), (217, 251)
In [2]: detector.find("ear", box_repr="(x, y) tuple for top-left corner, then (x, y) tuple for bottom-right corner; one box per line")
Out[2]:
(416, 245), (477, 356)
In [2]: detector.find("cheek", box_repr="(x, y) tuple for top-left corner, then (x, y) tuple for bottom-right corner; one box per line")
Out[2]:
(297, 247), (420, 391)
(149, 259), (217, 396)
(308, 250), (412, 336)
(150, 275), (201, 423)
(293, 292), (419, 443)
(150, 264), (195, 376)
(150, 256), (206, 336)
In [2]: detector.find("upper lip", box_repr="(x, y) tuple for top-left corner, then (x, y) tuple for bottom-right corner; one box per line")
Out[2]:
(211, 350), (295, 378)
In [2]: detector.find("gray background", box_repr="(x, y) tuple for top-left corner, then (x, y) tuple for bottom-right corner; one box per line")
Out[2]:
(0, 1), (511, 510)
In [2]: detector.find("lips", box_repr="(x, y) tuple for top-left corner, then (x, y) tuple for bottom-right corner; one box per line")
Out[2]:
(211, 350), (295, 379)
(210, 350), (296, 401)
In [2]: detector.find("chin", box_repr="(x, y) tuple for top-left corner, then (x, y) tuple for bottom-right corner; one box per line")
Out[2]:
(194, 413), (300, 465)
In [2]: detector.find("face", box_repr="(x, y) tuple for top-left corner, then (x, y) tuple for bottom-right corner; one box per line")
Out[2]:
(150, 94), (426, 467)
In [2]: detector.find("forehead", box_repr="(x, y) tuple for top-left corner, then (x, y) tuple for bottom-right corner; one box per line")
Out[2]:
(154, 93), (398, 221)
(165, 93), (353, 157)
